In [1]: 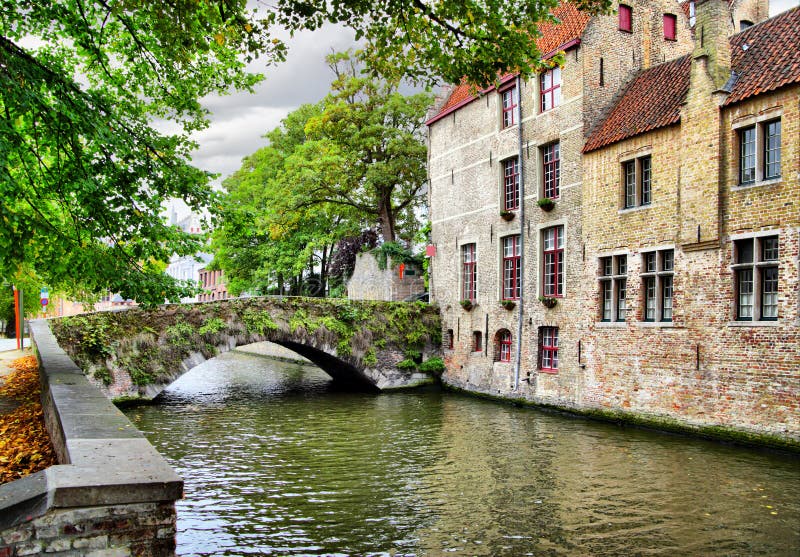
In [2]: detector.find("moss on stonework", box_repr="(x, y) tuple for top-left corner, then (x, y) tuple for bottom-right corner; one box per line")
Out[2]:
(442, 383), (800, 453)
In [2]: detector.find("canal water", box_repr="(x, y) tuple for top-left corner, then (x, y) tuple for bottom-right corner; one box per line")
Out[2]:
(124, 350), (800, 556)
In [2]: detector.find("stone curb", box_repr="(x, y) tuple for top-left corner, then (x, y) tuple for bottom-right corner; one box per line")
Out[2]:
(0, 320), (183, 533)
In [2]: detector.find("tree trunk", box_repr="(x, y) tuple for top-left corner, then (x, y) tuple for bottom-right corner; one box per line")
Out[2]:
(320, 245), (328, 297)
(378, 193), (396, 243)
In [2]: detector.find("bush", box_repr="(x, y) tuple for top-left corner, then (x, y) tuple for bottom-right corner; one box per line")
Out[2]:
(419, 357), (445, 374)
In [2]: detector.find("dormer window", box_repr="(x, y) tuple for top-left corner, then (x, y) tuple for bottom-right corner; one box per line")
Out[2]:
(500, 85), (517, 129)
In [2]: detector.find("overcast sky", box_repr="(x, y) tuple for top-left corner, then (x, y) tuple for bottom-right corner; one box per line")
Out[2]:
(181, 0), (797, 216)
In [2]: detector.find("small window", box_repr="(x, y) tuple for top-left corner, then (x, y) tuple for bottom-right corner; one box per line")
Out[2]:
(738, 118), (781, 185)
(619, 4), (632, 32)
(447, 329), (454, 350)
(461, 243), (477, 301)
(501, 85), (517, 129)
(733, 236), (779, 321)
(542, 226), (564, 297)
(622, 155), (651, 208)
(540, 68), (561, 112)
(600, 254), (628, 322)
(663, 14), (677, 40)
(495, 329), (512, 362)
(539, 327), (559, 372)
(641, 249), (674, 322)
(502, 235), (521, 300)
(503, 157), (520, 211)
(542, 142), (560, 199)
(740, 20), (753, 31)
(472, 331), (483, 352)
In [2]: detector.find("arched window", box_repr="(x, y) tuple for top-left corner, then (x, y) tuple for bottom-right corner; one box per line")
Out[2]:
(495, 329), (513, 362)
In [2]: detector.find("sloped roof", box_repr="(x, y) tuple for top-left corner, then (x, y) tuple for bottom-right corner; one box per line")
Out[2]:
(583, 55), (691, 153)
(584, 7), (800, 152)
(725, 6), (800, 105)
(427, 2), (591, 125)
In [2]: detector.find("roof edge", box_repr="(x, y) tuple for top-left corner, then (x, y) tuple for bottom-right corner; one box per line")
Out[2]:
(426, 39), (582, 127)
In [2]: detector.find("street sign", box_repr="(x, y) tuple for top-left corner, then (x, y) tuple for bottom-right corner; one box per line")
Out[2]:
(40, 287), (49, 300)
(41, 298), (49, 307)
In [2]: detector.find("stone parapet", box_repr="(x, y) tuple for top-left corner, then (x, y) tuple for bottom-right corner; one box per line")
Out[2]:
(0, 320), (182, 556)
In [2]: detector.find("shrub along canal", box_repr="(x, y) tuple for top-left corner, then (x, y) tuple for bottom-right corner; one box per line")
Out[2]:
(124, 350), (799, 556)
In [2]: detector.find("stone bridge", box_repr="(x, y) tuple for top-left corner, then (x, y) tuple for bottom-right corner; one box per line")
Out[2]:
(49, 297), (443, 401)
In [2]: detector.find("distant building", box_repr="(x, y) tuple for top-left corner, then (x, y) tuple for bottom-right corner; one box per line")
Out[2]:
(164, 207), (212, 303)
(198, 268), (229, 302)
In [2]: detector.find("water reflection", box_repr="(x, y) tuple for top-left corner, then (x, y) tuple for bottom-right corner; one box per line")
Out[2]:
(125, 350), (800, 556)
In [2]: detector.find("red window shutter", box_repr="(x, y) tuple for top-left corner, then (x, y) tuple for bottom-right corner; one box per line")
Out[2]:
(619, 5), (632, 31)
(664, 14), (676, 40)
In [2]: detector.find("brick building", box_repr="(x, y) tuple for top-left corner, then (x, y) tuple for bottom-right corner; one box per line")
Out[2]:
(427, 0), (798, 442)
(198, 267), (229, 302)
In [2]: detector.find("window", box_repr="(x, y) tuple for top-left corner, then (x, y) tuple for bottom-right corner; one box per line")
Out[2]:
(462, 243), (477, 301)
(496, 330), (512, 362)
(502, 235), (521, 300)
(622, 155), (651, 208)
(447, 329), (454, 350)
(641, 249), (674, 322)
(472, 331), (483, 352)
(689, 0), (696, 26)
(539, 327), (559, 372)
(740, 20), (753, 31)
(600, 255), (627, 322)
(738, 118), (781, 185)
(542, 226), (564, 297)
(663, 14), (677, 40)
(542, 142), (560, 199)
(540, 68), (561, 112)
(619, 4), (632, 32)
(501, 85), (517, 129)
(503, 158), (520, 211)
(733, 236), (779, 321)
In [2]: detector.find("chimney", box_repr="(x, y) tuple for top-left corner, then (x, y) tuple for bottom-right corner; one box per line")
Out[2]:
(692, 0), (734, 91)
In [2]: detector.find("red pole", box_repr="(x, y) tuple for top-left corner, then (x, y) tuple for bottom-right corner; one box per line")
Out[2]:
(13, 286), (21, 350)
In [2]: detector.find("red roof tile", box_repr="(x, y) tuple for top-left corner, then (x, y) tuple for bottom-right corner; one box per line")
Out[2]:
(584, 7), (800, 152)
(725, 6), (800, 105)
(427, 2), (591, 125)
(583, 55), (691, 153)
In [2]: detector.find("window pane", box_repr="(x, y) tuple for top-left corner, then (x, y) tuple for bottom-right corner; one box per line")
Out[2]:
(737, 269), (753, 319)
(645, 277), (656, 320)
(762, 236), (779, 261)
(761, 266), (778, 319)
(640, 156), (651, 205)
(739, 126), (756, 184)
(662, 250), (674, 272)
(764, 120), (781, 179)
(504, 158), (519, 210)
(645, 252), (657, 273)
(543, 143), (560, 199)
(624, 160), (636, 207)
(736, 239), (754, 263)
(601, 257), (612, 276)
(617, 255), (627, 275)
(601, 281), (612, 321)
(502, 87), (516, 128)
(661, 276), (673, 321)
(617, 278), (627, 321)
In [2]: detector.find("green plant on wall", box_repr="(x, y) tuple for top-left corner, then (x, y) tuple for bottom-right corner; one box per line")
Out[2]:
(198, 317), (226, 335)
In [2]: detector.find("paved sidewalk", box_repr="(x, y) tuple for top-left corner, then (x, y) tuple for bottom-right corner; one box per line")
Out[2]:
(0, 338), (30, 352)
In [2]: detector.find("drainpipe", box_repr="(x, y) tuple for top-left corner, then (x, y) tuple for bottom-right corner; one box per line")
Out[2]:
(513, 75), (525, 391)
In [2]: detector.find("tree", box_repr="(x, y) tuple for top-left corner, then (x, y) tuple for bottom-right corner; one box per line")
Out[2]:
(288, 50), (432, 244)
(1, 0), (611, 305)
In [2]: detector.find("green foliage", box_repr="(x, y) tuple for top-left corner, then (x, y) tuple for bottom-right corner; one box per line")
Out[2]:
(396, 359), (417, 371)
(419, 357), (445, 375)
(362, 348), (377, 367)
(92, 368), (112, 385)
(198, 317), (227, 335)
(373, 242), (423, 271)
(241, 308), (279, 335)
(60, 315), (114, 360)
(165, 322), (195, 347)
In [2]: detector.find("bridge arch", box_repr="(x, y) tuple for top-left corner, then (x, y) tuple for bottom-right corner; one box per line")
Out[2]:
(49, 297), (443, 400)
